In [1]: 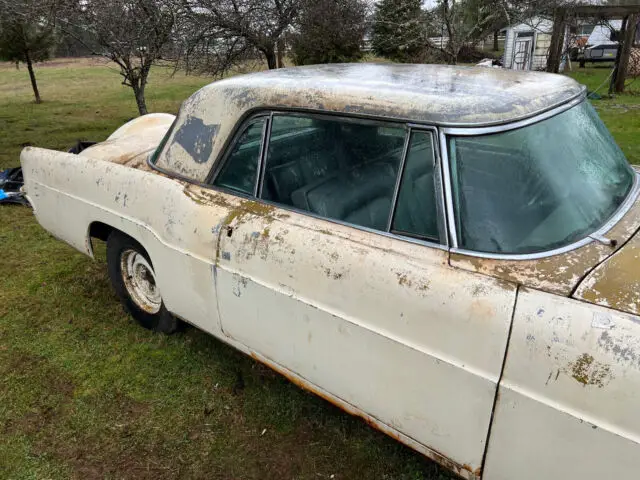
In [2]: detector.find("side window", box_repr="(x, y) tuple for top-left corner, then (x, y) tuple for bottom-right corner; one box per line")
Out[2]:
(214, 117), (266, 194)
(391, 131), (439, 240)
(260, 115), (406, 231)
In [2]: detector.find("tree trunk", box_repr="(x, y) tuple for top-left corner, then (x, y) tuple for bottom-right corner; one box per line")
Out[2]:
(132, 81), (148, 116)
(263, 48), (277, 70)
(25, 51), (41, 104)
(15, 61), (19, 70)
(614, 14), (639, 94)
(277, 38), (285, 68)
(493, 30), (499, 52)
(547, 8), (567, 73)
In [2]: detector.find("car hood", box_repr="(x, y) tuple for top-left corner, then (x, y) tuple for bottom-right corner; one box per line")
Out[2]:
(574, 226), (640, 315)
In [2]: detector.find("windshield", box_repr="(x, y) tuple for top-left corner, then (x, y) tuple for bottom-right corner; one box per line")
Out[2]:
(449, 101), (634, 254)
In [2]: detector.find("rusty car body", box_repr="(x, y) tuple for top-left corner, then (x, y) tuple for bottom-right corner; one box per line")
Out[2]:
(20, 64), (640, 479)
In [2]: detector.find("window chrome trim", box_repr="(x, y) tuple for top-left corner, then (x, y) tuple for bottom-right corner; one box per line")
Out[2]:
(386, 130), (411, 232)
(439, 129), (458, 248)
(211, 184), (449, 252)
(449, 172), (640, 261)
(256, 113), (273, 198)
(439, 94), (640, 260)
(442, 94), (585, 137)
(398, 125), (447, 246)
(432, 130), (449, 247)
(207, 112), (270, 188)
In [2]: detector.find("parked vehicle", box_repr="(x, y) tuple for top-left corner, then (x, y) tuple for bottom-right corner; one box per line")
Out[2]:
(20, 64), (640, 480)
(583, 43), (619, 63)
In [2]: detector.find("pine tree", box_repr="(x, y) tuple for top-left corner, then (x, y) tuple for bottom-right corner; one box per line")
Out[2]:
(291, 0), (368, 65)
(371, 0), (426, 62)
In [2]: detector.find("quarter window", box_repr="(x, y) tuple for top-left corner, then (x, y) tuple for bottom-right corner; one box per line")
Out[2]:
(391, 131), (439, 240)
(214, 117), (266, 195)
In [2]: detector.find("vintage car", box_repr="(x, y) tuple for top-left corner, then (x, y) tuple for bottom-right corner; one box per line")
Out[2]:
(20, 64), (640, 479)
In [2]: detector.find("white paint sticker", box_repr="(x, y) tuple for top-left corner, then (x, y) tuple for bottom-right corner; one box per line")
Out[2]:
(592, 312), (615, 330)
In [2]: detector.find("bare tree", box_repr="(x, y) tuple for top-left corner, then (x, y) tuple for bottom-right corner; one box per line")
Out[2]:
(182, 0), (301, 74)
(0, 0), (57, 103)
(426, 0), (512, 64)
(59, 0), (180, 115)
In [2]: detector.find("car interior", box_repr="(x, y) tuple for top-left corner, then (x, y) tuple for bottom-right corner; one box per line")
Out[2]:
(261, 117), (436, 236)
(452, 139), (559, 253)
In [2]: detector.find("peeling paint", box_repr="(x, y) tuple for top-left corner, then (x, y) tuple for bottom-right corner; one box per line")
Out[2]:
(568, 353), (613, 387)
(452, 192), (640, 296)
(154, 63), (585, 182)
(575, 229), (640, 315)
(173, 115), (219, 163)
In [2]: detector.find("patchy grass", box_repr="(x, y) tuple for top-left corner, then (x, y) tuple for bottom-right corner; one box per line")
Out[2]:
(1, 58), (640, 480)
(565, 65), (640, 164)
(0, 59), (453, 479)
(0, 204), (452, 479)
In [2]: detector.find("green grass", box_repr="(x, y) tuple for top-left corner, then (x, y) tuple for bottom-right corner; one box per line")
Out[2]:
(1, 58), (639, 480)
(0, 59), (453, 479)
(565, 65), (640, 165)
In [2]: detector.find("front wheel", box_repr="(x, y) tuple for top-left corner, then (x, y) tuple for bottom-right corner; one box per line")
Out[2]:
(106, 231), (181, 334)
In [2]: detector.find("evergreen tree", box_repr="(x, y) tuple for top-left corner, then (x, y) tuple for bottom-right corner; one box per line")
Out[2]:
(291, 0), (368, 65)
(371, 0), (426, 62)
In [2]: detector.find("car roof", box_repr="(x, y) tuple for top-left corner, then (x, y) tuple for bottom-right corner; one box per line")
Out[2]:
(155, 63), (586, 182)
(192, 63), (584, 126)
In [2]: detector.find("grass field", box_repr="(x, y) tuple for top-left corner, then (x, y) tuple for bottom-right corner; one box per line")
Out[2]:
(1, 58), (639, 480)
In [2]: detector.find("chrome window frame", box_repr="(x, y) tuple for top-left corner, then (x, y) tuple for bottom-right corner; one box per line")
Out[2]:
(439, 95), (640, 260)
(210, 109), (449, 250)
(206, 113), (269, 196)
(390, 125), (446, 245)
(148, 92), (640, 261)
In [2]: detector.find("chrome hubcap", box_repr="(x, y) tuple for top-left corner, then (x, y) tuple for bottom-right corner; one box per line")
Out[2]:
(120, 249), (161, 314)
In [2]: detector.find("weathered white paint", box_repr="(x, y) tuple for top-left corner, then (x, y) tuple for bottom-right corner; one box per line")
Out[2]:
(21, 148), (226, 337)
(154, 64), (585, 182)
(215, 200), (517, 476)
(22, 143), (511, 477)
(484, 288), (640, 479)
(19, 73), (640, 480)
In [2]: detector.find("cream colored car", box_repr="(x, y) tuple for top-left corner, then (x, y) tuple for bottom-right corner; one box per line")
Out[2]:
(20, 64), (640, 479)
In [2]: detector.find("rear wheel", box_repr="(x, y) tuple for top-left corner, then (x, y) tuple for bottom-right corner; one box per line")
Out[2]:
(106, 231), (181, 333)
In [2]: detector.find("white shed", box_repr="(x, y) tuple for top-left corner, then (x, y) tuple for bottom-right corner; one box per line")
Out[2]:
(503, 17), (568, 71)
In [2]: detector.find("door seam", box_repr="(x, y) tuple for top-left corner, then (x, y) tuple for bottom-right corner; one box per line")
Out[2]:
(479, 284), (520, 478)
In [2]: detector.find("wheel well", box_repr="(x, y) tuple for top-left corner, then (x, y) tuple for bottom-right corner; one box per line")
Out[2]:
(87, 223), (149, 262)
(88, 221), (115, 242)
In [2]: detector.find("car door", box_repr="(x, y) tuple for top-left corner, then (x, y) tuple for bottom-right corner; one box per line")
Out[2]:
(211, 112), (517, 477)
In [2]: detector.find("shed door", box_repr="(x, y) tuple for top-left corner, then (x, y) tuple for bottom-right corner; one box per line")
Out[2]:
(513, 32), (534, 70)
(213, 114), (517, 476)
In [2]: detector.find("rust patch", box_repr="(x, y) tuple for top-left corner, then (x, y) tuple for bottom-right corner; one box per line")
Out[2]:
(567, 353), (613, 387)
(323, 267), (344, 280)
(395, 272), (413, 288)
(469, 299), (496, 319)
(451, 192), (640, 296)
(575, 235), (640, 315)
(247, 351), (478, 479)
(183, 185), (238, 209)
